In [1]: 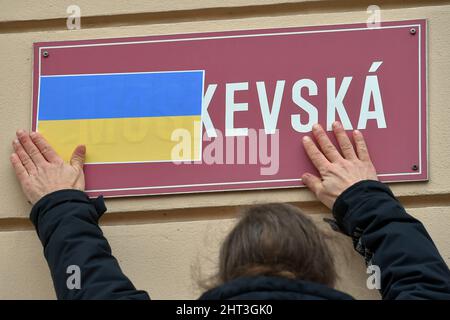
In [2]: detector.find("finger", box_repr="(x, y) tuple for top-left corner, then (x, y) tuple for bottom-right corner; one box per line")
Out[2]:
(312, 124), (342, 162)
(16, 130), (46, 166)
(302, 173), (324, 196)
(70, 145), (86, 169)
(12, 139), (37, 174)
(353, 130), (371, 162)
(302, 136), (329, 174)
(332, 122), (357, 160)
(10, 153), (29, 182)
(30, 131), (62, 163)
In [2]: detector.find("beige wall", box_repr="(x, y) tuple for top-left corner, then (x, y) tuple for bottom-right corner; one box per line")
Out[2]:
(0, 0), (449, 299)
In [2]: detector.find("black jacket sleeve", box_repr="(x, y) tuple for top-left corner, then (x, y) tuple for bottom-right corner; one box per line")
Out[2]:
(333, 180), (450, 300)
(30, 189), (150, 300)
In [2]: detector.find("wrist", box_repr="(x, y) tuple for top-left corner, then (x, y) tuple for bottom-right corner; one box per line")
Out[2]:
(332, 180), (389, 233)
(32, 188), (89, 211)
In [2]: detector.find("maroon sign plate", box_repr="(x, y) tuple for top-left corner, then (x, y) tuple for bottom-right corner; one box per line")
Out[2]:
(32, 19), (428, 197)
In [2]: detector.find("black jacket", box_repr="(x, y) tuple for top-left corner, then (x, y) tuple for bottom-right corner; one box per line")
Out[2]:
(29, 180), (450, 300)
(199, 276), (353, 300)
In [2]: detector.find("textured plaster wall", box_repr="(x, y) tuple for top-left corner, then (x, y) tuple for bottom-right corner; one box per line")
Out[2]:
(0, 0), (449, 299)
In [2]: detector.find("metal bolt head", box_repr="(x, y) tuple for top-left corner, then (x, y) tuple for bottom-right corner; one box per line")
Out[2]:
(412, 164), (418, 171)
(42, 51), (49, 58)
(410, 28), (417, 35)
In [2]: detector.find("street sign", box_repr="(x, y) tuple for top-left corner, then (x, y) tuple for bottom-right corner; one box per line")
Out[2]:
(32, 19), (428, 198)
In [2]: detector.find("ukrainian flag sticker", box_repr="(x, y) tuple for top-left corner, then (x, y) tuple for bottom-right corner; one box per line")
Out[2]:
(37, 70), (204, 164)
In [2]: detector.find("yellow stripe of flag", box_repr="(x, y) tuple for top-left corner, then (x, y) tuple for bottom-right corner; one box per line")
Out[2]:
(38, 116), (201, 163)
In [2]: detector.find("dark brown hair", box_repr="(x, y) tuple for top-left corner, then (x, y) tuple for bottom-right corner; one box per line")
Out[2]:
(212, 203), (337, 287)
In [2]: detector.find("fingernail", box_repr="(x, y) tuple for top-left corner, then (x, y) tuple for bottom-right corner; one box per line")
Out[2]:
(302, 136), (310, 142)
(16, 129), (25, 136)
(333, 121), (341, 128)
(312, 124), (320, 131)
(13, 139), (19, 145)
(30, 131), (37, 138)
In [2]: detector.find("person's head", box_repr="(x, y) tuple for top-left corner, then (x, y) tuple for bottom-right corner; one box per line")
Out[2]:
(212, 203), (337, 288)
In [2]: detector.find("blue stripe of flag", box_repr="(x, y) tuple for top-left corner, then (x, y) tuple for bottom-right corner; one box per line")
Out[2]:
(38, 71), (204, 120)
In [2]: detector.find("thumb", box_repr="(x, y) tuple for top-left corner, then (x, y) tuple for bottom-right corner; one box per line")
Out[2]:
(302, 173), (323, 196)
(70, 145), (86, 169)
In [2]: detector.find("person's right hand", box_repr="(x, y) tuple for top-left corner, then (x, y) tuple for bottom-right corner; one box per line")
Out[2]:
(301, 122), (378, 209)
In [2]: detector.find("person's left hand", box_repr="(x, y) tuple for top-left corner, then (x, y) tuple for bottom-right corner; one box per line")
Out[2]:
(10, 130), (86, 205)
